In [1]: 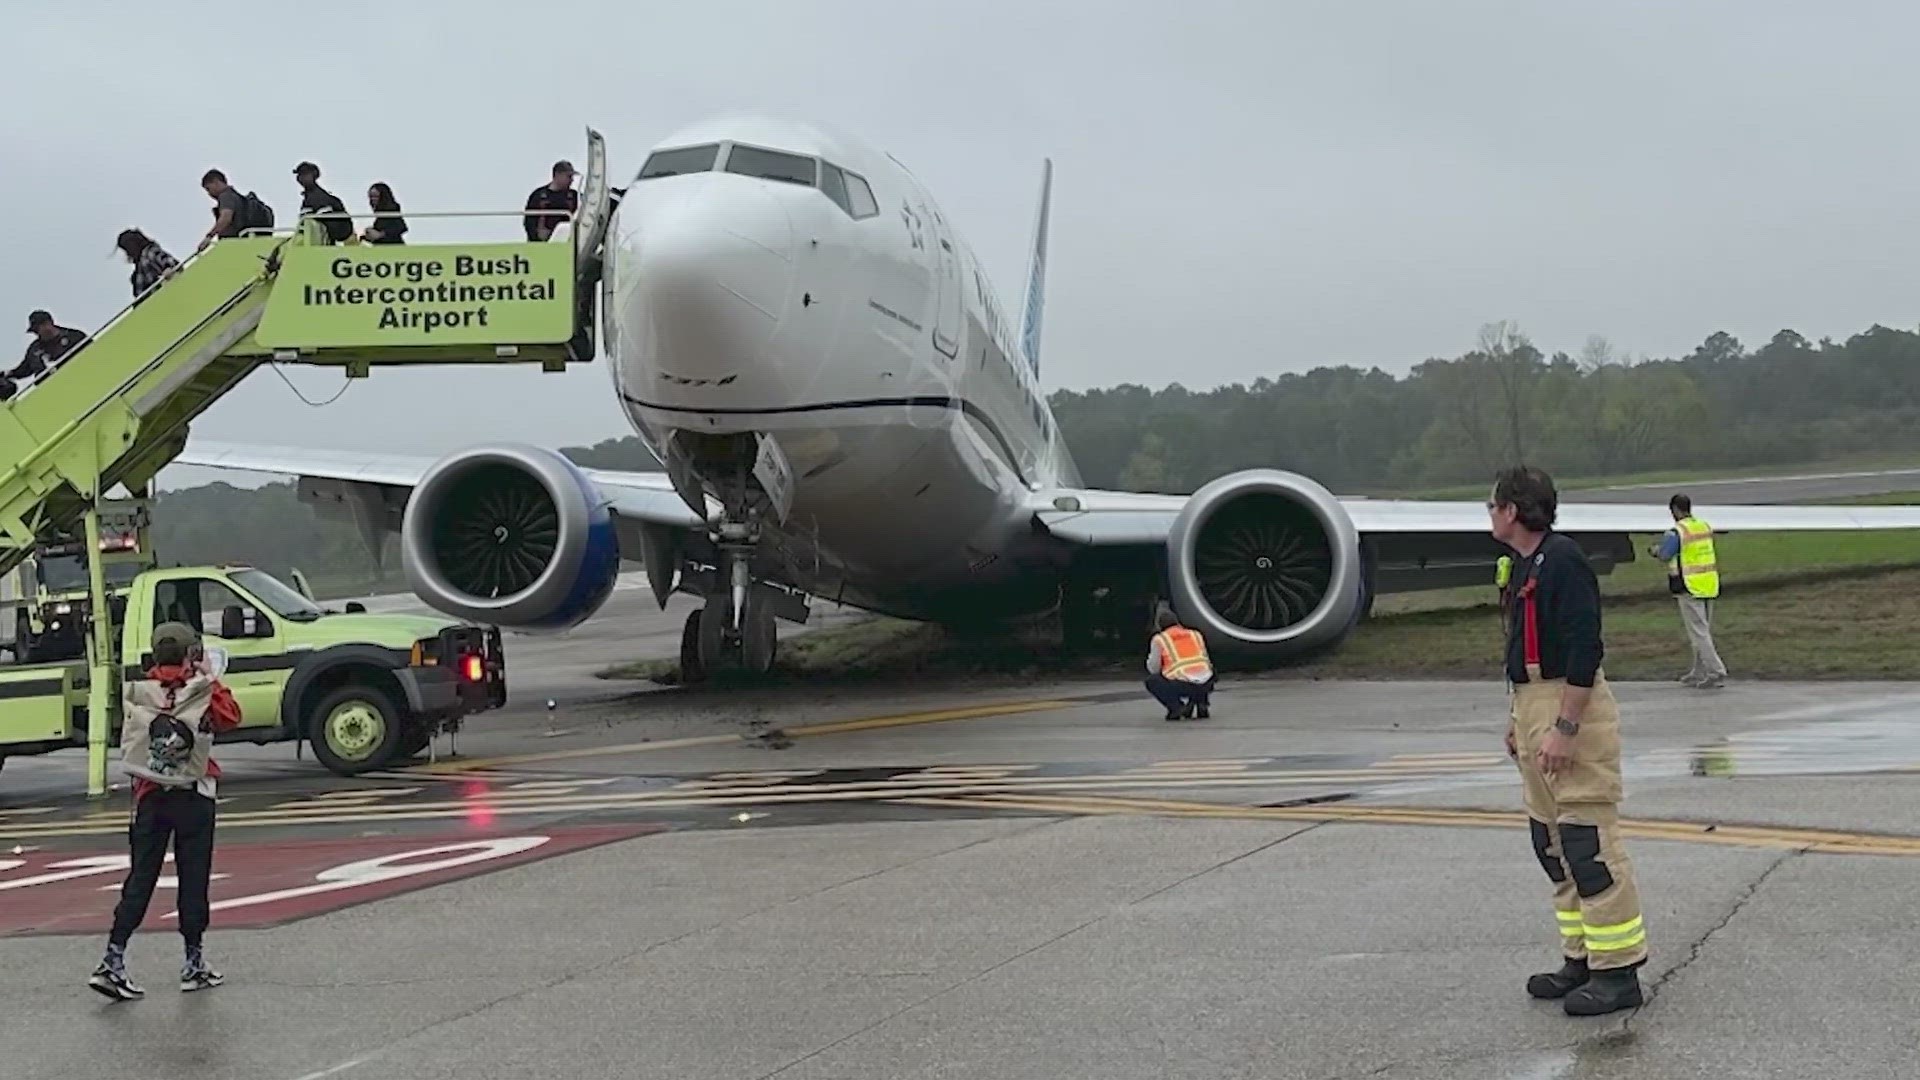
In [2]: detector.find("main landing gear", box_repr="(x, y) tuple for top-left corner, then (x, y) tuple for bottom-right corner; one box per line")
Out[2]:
(678, 521), (777, 683)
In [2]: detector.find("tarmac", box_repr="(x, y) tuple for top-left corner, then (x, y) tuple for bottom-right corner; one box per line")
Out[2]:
(5, 594), (1920, 1080)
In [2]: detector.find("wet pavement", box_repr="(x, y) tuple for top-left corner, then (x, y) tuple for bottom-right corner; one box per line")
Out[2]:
(4, 667), (1920, 1078)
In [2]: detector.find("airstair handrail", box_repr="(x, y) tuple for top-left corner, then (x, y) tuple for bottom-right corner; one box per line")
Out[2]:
(0, 239), (288, 492)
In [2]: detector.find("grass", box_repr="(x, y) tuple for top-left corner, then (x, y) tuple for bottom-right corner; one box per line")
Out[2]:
(601, 526), (1920, 684)
(1394, 451), (1920, 501)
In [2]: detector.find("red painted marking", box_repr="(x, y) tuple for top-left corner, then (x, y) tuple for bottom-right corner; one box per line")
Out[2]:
(0, 824), (662, 936)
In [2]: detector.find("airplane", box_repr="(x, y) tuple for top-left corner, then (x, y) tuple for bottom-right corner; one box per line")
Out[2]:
(179, 115), (1920, 681)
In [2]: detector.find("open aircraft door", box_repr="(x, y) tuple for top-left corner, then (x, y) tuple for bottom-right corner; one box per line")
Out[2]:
(571, 127), (612, 265)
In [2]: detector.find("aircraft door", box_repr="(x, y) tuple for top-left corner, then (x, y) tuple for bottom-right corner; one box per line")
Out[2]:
(927, 205), (962, 360)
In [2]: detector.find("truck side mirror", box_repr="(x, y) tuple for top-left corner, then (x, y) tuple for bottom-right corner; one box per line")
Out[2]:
(221, 605), (247, 639)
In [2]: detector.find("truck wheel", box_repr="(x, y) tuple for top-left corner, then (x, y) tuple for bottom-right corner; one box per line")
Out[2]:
(397, 727), (432, 759)
(309, 685), (403, 776)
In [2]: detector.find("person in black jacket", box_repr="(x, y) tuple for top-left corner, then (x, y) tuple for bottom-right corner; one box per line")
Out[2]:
(1488, 465), (1647, 1017)
(362, 182), (408, 245)
(3, 310), (88, 399)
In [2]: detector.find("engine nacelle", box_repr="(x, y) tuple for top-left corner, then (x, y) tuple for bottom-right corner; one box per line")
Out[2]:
(1165, 469), (1366, 655)
(400, 444), (622, 631)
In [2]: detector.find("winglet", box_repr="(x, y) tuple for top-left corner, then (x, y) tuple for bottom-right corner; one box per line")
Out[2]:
(1019, 157), (1052, 377)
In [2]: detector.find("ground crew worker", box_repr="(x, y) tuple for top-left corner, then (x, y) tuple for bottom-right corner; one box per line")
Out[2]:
(1488, 465), (1647, 1016)
(524, 160), (579, 241)
(1145, 604), (1215, 720)
(89, 623), (239, 1001)
(1649, 494), (1726, 688)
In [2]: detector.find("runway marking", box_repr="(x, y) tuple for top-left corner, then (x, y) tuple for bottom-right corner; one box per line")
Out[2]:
(899, 793), (1920, 858)
(407, 699), (1077, 775)
(0, 761), (1529, 840)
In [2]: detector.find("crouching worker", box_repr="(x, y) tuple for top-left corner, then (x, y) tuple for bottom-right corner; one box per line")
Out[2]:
(1146, 605), (1215, 721)
(88, 623), (239, 1001)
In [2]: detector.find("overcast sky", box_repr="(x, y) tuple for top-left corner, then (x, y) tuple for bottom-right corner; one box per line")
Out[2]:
(8, 1), (1920, 489)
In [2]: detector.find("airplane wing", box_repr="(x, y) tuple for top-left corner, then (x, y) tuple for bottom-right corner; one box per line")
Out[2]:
(174, 440), (706, 532)
(1031, 487), (1920, 545)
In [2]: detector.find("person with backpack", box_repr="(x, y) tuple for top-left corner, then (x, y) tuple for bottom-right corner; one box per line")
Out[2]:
(294, 161), (354, 244)
(198, 169), (272, 250)
(88, 622), (240, 1001)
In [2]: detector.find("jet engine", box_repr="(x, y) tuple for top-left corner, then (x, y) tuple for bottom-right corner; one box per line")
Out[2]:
(1164, 469), (1367, 655)
(400, 445), (622, 631)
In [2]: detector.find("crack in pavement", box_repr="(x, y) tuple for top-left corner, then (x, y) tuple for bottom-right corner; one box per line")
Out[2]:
(1631, 848), (1799, 1023)
(752, 820), (1330, 1080)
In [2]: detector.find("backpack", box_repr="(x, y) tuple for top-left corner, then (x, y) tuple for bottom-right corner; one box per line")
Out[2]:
(317, 192), (353, 243)
(238, 191), (275, 234)
(121, 682), (214, 787)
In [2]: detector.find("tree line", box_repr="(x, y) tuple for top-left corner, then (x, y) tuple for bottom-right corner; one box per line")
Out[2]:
(141, 320), (1920, 586)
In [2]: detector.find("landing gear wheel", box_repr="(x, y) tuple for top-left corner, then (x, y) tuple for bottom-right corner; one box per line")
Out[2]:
(679, 607), (709, 684)
(696, 601), (732, 676)
(309, 685), (403, 776)
(740, 597), (776, 675)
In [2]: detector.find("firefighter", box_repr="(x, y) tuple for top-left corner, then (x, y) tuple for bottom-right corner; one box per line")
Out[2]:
(1649, 493), (1726, 688)
(1144, 604), (1215, 721)
(1488, 465), (1647, 1016)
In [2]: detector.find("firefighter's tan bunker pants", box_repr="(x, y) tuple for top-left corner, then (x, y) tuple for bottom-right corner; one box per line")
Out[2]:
(1510, 667), (1647, 970)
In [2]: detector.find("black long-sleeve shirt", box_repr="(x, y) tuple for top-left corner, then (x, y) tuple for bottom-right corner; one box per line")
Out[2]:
(1504, 531), (1605, 688)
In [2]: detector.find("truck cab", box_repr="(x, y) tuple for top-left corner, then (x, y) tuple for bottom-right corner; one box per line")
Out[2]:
(0, 563), (507, 778)
(5, 502), (150, 664)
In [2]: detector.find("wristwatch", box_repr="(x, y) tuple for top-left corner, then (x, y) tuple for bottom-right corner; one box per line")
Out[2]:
(1553, 716), (1581, 737)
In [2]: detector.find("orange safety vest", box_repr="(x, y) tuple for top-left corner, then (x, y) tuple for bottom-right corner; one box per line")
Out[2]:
(1154, 626), (1213, 682)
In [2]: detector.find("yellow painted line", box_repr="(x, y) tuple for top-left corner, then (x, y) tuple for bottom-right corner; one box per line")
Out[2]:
(900, 794), (1920, 858)
(409, 699), (1076, 775)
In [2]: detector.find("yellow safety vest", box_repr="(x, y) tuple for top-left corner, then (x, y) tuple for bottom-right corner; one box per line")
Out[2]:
(1155, 626), (1213, 682)
(1671, 516), (1719, 599)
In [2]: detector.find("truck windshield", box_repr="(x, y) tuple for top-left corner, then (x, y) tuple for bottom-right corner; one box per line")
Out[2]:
(36, 556), (143, 593)
(230, 569), (325, 621)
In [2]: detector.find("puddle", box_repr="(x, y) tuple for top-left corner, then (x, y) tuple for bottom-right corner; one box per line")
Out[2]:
(1363, 708), (1920, 799)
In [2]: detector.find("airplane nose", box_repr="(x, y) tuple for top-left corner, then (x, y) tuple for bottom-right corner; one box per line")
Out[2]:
(623, 178), (796, 386)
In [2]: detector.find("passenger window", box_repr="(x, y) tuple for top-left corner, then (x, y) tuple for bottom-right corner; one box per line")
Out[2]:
(845, 172), (879, 219)
(638, 143), (719, 179)
(723, 144), (817, 186)
(820, 163), (853, 215)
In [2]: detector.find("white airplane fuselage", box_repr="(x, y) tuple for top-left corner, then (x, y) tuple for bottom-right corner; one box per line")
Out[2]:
(605, 118), (1076, 621)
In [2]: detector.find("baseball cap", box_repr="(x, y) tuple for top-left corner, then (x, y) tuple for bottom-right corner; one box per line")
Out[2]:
(26, 309), (51, 333)
(552, 159), (576, 176)
(151, 621), (201, 665)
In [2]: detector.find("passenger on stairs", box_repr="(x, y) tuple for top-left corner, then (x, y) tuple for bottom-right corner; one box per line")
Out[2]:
(293, 161), (354, 244)
(2, 309), (88, 399)
(117, 229), (181, 302)
(361, 182), (408, 245)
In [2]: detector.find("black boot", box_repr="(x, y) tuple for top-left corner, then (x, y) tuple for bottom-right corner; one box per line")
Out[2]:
(1194, 702), (1210, 719)
(1562, 965), (1643, 1016)
(1526, 956), (1589, 999)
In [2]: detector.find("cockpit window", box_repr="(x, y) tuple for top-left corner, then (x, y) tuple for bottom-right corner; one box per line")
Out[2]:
(820, 163), (852, 215)
(723, 144), (817, 186)
(638, 144), (719, 179)
(844, 171), (879, 219)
